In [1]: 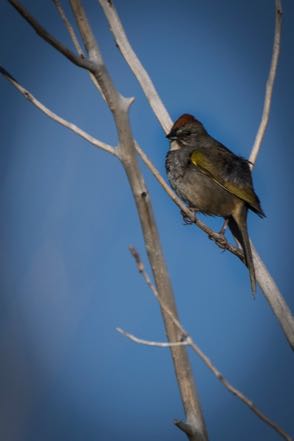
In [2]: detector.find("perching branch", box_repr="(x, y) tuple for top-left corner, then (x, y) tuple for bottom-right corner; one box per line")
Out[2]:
(98, 0), (294, 350)
(249, 0), (282, 165)
(126, 246), (293, 441)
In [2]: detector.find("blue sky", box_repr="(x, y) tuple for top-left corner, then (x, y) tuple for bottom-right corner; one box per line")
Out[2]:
(0, 1), (293, 440)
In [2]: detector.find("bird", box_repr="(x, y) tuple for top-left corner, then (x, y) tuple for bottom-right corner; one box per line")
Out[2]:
(165, 114), (265, 293)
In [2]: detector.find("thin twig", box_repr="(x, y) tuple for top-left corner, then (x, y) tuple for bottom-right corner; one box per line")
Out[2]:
(127, 246), (293, 441)
(116, 327), (190, 347)
(52, 0), (105, 98)
(0, 66), (116, 156)
(98, 0), (172, 133)
(52, 0), (83, 55)
(249, 0), (282, 165)
(8, 0), (96, 72)
(69, 0), (102, 63)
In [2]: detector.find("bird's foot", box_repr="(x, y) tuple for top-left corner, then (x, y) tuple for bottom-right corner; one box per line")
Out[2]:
(208, 221), (229, 251)
(181, 208), (197, 225)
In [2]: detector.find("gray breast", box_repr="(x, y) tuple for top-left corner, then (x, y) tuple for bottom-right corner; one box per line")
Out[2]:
(165, 149), (238, 216)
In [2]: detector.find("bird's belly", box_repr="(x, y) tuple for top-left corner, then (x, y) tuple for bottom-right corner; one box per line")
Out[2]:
(171, 170), (238, 217)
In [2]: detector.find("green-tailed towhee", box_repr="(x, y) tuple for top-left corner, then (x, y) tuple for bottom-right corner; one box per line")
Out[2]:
(165, 114), (265, 292)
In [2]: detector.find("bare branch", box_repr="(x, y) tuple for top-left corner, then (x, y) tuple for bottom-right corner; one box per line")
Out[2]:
(68, 2), (208, 439)
(8, 0), (95, 72)
(129, 245), (190, 332)
(98, 0), (172, 133)
(249, 0), (282, 165)
(0, 66), (116, 156)
(116, 328), (190, 347)
(69, 0), (102, 64)
(252, 243), (294, 348)
(69, 0), (122, 112)
(52, 0), (105, 98)
(52, 0), (83, 56)
(128, 246), (293, 441)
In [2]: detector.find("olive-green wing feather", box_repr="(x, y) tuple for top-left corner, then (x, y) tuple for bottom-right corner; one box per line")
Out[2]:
(190, 149), (264, 215)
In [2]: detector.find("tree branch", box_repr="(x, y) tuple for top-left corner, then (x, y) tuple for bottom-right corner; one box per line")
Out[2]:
(98, 0), (172, 133)
(249, 0), (282, 164)
(116, 327), (190, 347)
(127, 246), (293, 441)
(52, 0), (106, 99)
(0, 66), (116, 156)
(8, 0), (95, 72)
(252, 243), (294, 346)
(68, 1), (208, 439)
(52, 0), (83, 56)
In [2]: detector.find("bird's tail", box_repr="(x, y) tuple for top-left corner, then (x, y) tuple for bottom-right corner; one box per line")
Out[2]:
(228, 206), (256, 294)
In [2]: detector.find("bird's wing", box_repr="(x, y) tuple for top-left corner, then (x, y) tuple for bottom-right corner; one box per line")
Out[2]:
(190, 149), (263, 215)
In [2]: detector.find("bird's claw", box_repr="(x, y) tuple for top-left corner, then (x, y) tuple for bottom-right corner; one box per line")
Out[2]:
(181, 209), (196, 225)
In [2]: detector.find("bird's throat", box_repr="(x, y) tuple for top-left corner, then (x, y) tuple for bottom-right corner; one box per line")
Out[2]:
(169, 140), (181, 151)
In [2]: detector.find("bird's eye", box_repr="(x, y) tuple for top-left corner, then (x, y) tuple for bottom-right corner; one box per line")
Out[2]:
(180, 130), (191, 137)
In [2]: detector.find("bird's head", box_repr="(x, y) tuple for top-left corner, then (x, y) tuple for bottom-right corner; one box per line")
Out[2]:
(166, 114), (207, 150)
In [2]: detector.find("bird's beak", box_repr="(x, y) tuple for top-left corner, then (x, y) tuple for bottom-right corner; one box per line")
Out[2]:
(166, 131), (177, 140)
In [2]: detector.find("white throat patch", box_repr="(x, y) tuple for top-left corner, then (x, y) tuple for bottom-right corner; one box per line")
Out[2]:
(169, 140), (181, 151)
